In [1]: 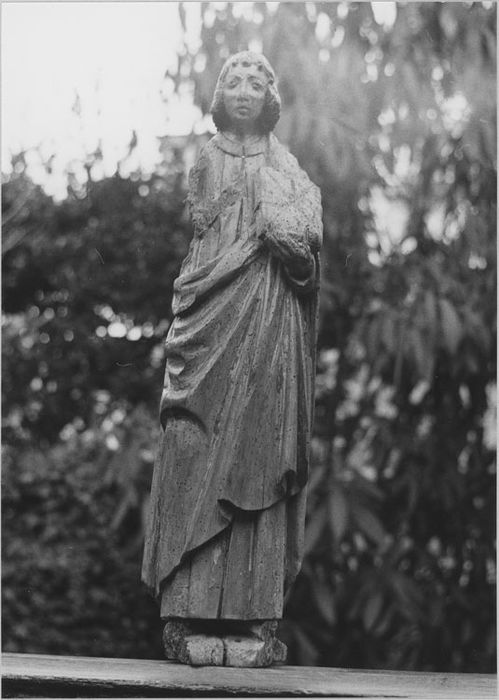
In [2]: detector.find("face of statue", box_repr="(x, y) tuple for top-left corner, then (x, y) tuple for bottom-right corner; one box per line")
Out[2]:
(223, 63), (267, 132)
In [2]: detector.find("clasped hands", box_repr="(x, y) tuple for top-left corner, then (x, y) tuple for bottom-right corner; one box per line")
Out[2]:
(252, 203), (314, 281)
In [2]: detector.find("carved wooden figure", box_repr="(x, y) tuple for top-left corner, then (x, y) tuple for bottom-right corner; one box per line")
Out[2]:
(142, 51), (322, 667)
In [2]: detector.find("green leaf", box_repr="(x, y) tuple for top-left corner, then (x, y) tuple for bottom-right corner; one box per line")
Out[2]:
(328, 486), (349, 543)
(304, 503), (327, 556)
(423, 290), (437, 335)
(373, 605), (395, 637)
(352, 504), (386, 546)
(462, 306), (491, 354)
(366, 317), (382, 359)
(381, 314), (396, 354)
(439, 298), (462, 354)
(407, 327), (428, 381)
(352, 473), (384, 502)
(391, 573), (424, 619)
(363, 592), (384, 632)
(312, 578), (337, 626)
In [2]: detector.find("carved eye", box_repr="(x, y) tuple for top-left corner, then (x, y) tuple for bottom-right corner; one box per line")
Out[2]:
(226, 78), (240, 89)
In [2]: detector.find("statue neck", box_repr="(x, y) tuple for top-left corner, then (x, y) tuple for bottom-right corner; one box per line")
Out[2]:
(223, 128), (263, 147)
(215, 131), (269, 158)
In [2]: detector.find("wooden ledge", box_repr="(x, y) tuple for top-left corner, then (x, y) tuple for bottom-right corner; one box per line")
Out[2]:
(1, 653), (496, 698)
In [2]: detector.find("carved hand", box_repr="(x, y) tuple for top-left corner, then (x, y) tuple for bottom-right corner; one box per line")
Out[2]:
(258, 222), (314, 279)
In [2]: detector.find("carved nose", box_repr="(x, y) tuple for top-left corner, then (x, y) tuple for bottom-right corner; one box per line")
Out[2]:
(236, 83), (251, 98)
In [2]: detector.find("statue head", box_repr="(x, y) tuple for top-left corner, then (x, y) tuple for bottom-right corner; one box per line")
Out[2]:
(210, 51), (281, 134)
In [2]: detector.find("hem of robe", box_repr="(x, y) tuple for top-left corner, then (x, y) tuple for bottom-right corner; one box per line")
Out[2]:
(142, 484), (305, 602)
(157, 489), (306, 620)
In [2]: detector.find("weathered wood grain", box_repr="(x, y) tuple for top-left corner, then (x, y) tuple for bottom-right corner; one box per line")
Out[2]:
(142, 53), (322, 634)
(2, 653), (496, 698)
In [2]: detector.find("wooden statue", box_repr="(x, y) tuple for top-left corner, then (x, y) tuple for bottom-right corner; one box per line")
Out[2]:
(142, 51), (322, 667)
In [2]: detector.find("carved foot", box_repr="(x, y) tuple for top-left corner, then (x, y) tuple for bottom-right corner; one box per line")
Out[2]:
(163, 621), (224, 666)
(163, 619), (287, 667)
(223, 633), (287, 667)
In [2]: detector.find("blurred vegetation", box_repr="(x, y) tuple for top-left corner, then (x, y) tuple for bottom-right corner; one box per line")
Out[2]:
(2, 2), (496, 672)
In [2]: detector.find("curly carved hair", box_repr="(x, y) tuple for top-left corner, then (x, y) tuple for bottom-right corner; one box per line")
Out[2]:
(210, 51), (281, 134)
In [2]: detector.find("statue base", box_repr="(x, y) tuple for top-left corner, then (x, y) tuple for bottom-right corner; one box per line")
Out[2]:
(163, 620), (287, 667)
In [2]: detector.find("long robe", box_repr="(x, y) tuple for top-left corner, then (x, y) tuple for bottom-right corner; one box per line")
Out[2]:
(141, 131), (322, 620)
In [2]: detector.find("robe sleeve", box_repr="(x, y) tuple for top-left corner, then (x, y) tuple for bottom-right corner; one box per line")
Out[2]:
(256, 141), (323, 291)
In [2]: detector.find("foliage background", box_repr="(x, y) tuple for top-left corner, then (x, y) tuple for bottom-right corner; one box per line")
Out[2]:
(2, 2), (496, 671)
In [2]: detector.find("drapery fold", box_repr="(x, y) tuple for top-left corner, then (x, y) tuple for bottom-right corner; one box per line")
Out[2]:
(142, 133), (321, 603)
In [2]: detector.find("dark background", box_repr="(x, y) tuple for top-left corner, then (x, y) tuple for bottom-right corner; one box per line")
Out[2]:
(2, 2), (496, 671)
